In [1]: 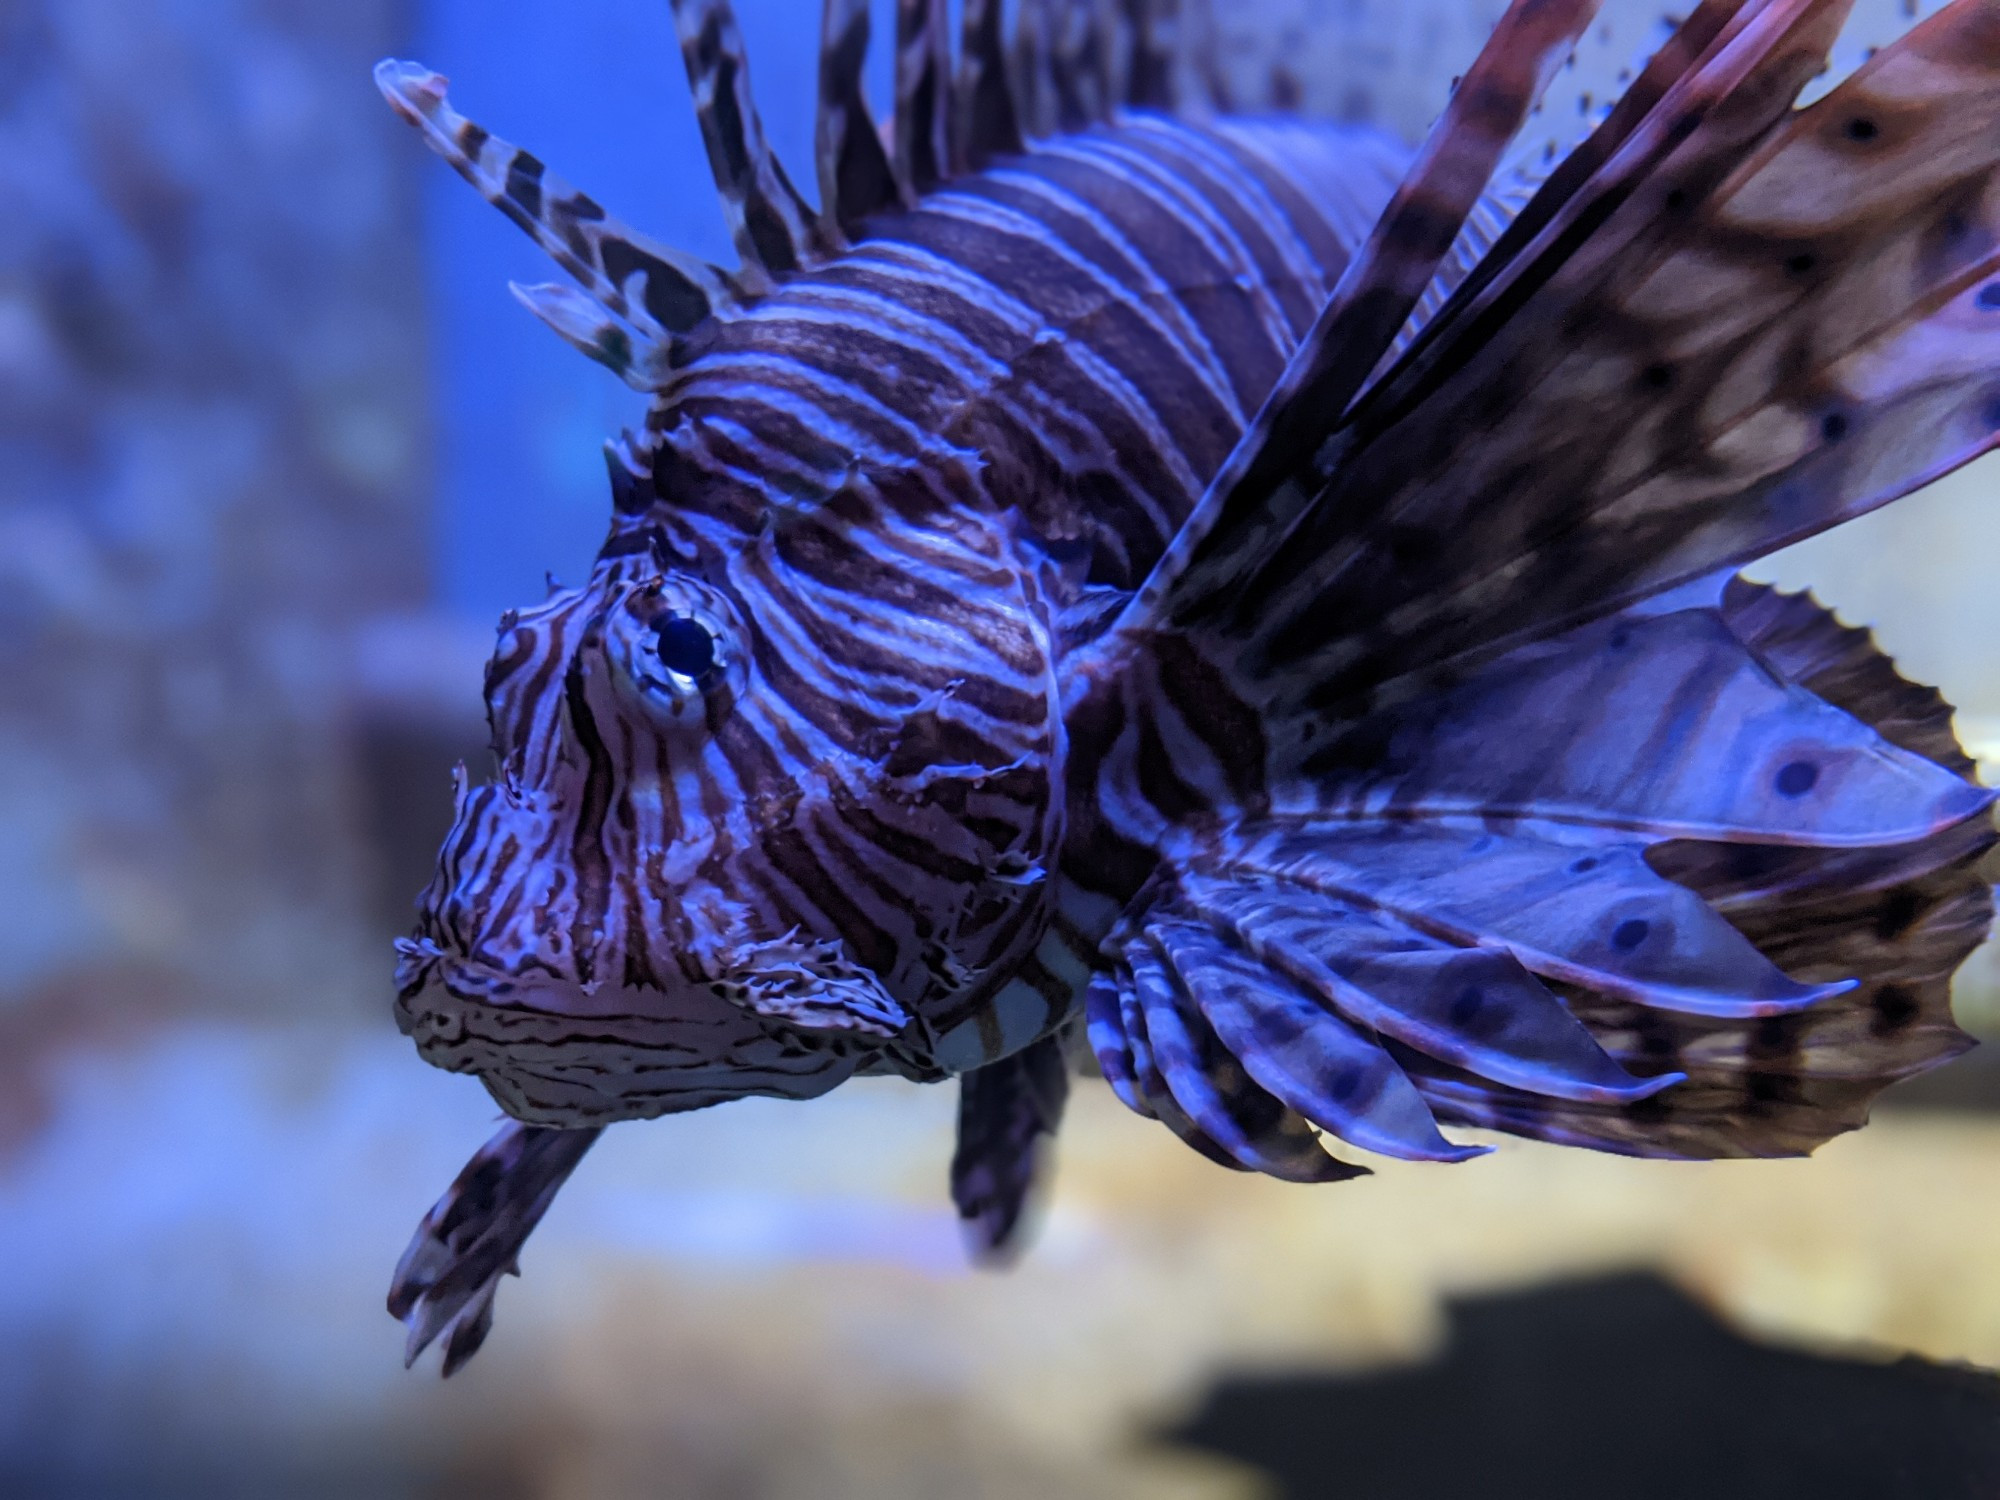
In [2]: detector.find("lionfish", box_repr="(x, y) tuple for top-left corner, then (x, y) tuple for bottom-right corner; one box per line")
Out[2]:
(378, 0), (2000, 1372)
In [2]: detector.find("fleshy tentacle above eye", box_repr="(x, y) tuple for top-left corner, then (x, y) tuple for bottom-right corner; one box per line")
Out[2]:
(372, 60), (740, 388)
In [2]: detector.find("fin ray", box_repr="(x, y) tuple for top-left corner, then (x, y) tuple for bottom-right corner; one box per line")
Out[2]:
(1176, 872), (1674, 1105)
(1109, 0), (1605, 643)
(957, 0), (1025, 170)
(1229, 820), (1849, 1019)
(1148, 2), (2000, 722)
(818, 0), (907, 240)
(1124, 936), (1364, 1179)
(1119, 0), (1175, 111)
(894, 0), (954, 193)
(374, 60), (738, 350)
(508, 282), (666, 390)
(390, 1122), (602, 1375)
(1289, 607), (1992, 847)
(1044, 0), (1115, 132)
(1147, 917), (1485, 1162)
(1084, 970), (1156, 1117)
(951, 1032), (1069, 1258)
(673, 0), (835, 276)
(1099, 581), (1989, 1173)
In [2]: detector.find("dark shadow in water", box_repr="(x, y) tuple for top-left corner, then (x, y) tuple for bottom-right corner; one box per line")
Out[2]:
(1167, 1272), (2000, 1500)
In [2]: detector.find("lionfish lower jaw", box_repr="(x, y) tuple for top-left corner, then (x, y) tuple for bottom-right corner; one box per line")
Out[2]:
(400, 952), (765, 1032)
(400, 941), (916, 1041)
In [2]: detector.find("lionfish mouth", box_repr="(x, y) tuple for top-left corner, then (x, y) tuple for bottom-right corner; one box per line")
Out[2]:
(390, 938), (873, 1124)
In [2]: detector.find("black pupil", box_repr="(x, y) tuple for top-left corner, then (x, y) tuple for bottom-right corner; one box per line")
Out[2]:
(655, 614), (716, 678)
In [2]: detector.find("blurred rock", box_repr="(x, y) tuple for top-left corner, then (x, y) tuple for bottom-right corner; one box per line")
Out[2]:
(8, 1023), (2000, 1498)
(0, 0), (432, 1074)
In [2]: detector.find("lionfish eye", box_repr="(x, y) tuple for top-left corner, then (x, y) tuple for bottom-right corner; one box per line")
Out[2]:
(653, 613), (716, 679)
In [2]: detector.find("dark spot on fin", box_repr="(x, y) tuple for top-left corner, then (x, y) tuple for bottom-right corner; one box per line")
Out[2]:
(1775, 760), (1819, 797)
(504, 151), (543, 218)
(1872, 887), (1923, 942)
(1870, 983), (1921, 1036)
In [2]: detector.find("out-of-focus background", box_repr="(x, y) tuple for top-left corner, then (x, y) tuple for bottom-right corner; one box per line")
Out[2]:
(4, 1), (1999, 1495)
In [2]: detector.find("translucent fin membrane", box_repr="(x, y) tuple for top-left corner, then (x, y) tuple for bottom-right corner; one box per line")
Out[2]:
(1093, 585), (1991, 1171)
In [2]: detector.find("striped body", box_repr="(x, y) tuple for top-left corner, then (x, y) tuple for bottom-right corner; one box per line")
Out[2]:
(380, 0), (2000, 1374)
(394, 113), (1408, 1122)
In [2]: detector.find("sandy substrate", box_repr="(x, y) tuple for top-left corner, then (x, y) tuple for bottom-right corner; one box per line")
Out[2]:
(3, 1022), (1997, 1497)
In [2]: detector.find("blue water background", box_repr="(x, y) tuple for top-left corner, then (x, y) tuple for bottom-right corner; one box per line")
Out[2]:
(423, 0), (892, 618)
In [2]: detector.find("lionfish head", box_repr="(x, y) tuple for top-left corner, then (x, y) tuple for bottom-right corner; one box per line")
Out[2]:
(393, 473), (1066, 1126)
